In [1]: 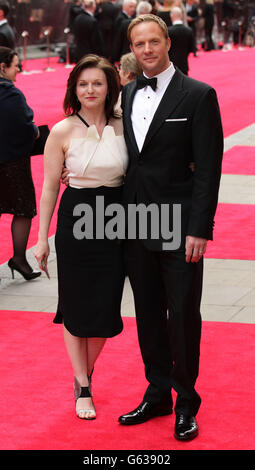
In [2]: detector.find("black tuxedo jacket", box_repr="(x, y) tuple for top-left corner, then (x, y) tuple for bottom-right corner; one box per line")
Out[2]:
(112, 18), (131, 62)
(95, 1), (120, 58)
(73, 11), (104, 62)
(0, 22), (15, 49)
(121, 68), (223, 250)
(168, 24), (194, 74)
(114, 10), (129, 31)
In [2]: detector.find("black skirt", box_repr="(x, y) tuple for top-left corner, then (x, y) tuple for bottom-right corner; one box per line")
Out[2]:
(54, 185), (125, 338)
(0, 157), (36, 218)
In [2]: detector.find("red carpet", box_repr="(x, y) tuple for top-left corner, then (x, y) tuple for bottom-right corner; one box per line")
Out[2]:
(222, 146), (255, 175)
(205, 203), (255, 260)
(189, 48), (255, 138)
(0, 312), (254, 450)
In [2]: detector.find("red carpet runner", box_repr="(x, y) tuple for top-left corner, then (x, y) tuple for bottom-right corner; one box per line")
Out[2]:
(0, 312), (255, 450)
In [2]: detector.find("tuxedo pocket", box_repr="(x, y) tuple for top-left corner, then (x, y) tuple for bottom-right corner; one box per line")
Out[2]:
(165, 118), (188, 122)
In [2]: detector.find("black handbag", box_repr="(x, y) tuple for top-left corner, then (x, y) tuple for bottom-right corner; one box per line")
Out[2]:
(30, 125), (50, 156)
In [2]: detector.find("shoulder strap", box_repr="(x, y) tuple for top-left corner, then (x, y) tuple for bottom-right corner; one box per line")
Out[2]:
(76, 113), (89, 127)
(76, 112), (110, 127)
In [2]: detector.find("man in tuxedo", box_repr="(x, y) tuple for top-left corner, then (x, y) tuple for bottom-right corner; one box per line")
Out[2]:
(73, 0), (104, 62)
(95, 0), (120, 61)
(67, 0), (84, 34)
(113, 1), (150, 64)
(168, 6), (194, 75)
(185, 0), (199, 55)
(112, 0), (137, 62)
(118, 14), (223, 441)
(0, 2), (15, 49)
(114, 0), (137, 32)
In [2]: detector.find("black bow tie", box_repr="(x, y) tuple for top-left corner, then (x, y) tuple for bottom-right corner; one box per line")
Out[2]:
(136, 75), (157, 91)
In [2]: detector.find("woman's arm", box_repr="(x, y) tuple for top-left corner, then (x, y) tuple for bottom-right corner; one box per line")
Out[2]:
(34, 122), (66, 269)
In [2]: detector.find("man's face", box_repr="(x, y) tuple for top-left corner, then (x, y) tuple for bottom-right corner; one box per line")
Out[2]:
(130, 21), (170, 78)
(125, 1), (137, 17)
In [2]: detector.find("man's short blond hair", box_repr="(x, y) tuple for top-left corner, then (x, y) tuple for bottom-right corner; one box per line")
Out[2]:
(127, 14), (169, 43)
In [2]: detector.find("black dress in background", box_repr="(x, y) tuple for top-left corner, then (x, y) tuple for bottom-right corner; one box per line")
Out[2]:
(0, 78), (38, 219)
(0, 158), (36, 218)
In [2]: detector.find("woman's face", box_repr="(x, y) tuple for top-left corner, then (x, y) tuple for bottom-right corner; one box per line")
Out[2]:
(1, 55), (20, 82)
(76, 67), (108, 111)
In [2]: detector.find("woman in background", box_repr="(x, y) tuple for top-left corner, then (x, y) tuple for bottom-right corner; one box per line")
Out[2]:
(0, 46), (41, 281)
(118, 51), (142, 87)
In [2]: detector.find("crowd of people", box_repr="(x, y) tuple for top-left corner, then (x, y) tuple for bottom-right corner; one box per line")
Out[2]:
(1, 1), (253, 65)
(65, 0), (251, 64)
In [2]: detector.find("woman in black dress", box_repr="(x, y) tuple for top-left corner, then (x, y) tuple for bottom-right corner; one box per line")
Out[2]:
(0, 47), (41, 280)
(34, 55), (128, 420)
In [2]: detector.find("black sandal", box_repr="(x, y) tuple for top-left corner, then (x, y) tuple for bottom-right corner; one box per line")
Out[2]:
(74, 377), (96, 420)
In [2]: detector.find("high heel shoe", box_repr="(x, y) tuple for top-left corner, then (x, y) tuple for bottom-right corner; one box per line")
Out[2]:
(74, 376), (96, 420)
(8, 258), (41, 281)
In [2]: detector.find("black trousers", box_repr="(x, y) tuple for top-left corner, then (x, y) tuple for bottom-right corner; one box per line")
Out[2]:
(125, 240), (203, 416)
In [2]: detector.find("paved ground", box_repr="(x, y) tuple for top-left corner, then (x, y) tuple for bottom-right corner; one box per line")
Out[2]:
(0, 121), (254, 324)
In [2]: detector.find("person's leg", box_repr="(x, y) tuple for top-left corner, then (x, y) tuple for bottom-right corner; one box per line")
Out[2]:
(125, 240), (173, 407)
(86, 337), (107, 386)
(63, 326), (96, 419)
(11, 215), (32, 272)
(160, 250), (203, 417)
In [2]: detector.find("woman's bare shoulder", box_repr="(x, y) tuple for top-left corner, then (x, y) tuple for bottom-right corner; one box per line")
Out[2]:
(50, 116), (75, 137)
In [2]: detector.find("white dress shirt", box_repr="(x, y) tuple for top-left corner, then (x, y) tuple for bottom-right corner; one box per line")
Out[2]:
(131, 63), (175, 152)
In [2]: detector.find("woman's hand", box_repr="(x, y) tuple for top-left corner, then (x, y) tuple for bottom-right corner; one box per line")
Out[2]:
(34, 240), (50, 270)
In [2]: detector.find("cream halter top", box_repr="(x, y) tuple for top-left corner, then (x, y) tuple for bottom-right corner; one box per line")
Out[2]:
(65, 114), (128, 189)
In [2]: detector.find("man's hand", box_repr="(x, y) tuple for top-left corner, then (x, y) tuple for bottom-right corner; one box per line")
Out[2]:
(185, 236), (207, 263)
(61, 165), (69, 186)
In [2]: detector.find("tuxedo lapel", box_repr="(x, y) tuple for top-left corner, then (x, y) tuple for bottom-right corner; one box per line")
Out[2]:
(141, 70), (188, 153)
(123, 80), (140, 157)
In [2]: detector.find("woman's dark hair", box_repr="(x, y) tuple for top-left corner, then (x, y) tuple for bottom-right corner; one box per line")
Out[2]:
(63, 54), (120, 120)
(0, 46), (17, 68)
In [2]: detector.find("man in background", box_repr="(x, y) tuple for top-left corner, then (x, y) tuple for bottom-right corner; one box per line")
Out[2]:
(0, 1), (15, 49)
(73, 0), (104, 62)
(168, 6), (194, 75)
(95, 0), (120, 61)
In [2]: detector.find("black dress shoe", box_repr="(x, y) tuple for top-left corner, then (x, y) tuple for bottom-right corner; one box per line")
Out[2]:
(118, 401), (173, 425)
(174, 414), (198, 441)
